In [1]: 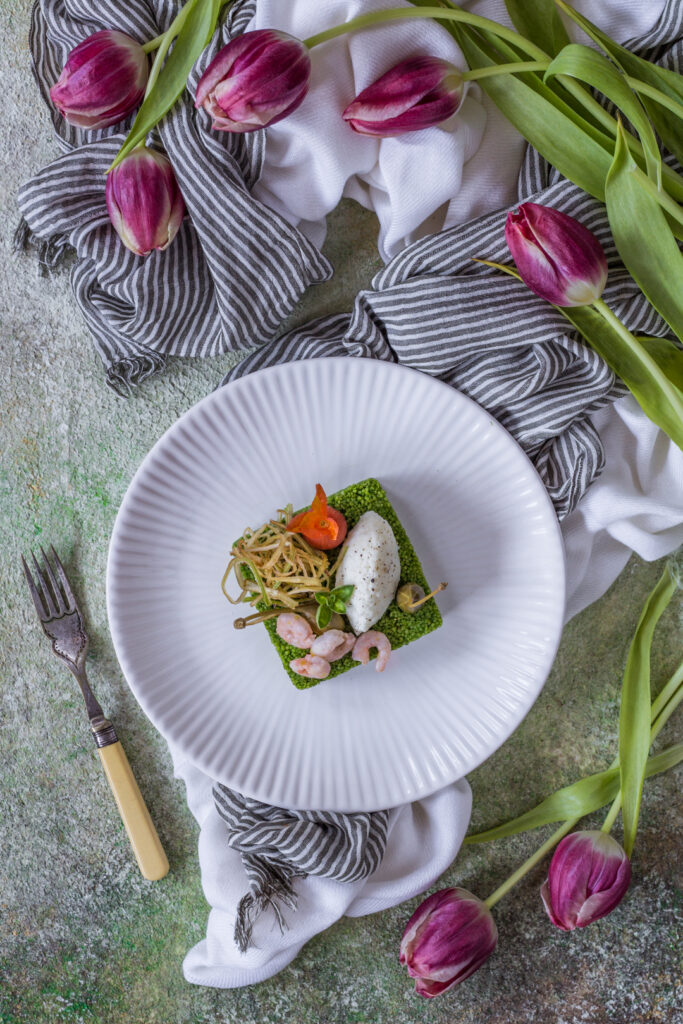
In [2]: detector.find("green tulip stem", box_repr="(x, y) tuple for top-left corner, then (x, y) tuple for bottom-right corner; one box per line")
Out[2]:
(601, 655), (683, 834)
(142, 34), (165, 54)
(143, 0), (198, 100)
(591, 298), (683, 421)
(483, 819), (580, 909)
(462, 61), (549, 82)
(303, 8), (549, 62)
(600, 796), (622, 834)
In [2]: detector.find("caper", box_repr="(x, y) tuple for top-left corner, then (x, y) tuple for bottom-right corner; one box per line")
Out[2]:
(396, 581), (448, 613)
(397, 583), (425, 613)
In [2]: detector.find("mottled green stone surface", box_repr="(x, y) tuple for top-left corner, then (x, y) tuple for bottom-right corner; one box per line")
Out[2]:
(1, 4), (681, 1022)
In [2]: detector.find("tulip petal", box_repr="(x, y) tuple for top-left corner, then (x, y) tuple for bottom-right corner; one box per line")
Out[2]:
(505, 202), (607, 307)
(542, 831), (631, 931)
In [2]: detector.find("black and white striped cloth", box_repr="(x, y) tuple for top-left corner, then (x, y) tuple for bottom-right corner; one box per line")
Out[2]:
(17, 0), (330, 393)
(213, 784), (389, 951)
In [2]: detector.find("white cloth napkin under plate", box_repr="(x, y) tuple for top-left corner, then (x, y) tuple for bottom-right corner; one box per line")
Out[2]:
(173, 748), (472, 988)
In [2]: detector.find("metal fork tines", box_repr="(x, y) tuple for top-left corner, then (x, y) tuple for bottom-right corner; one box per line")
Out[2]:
(22, 546), (117, 747)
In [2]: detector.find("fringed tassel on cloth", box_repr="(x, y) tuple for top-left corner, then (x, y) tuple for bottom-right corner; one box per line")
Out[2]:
(234, 870), (300, 953)
(13, 216), (73, 274)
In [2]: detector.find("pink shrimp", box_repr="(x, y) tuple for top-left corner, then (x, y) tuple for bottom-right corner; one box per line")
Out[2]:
(310, 629), (356, 662)
(276, 612), (315, 649)
(289, 654), (331, 679)
(352, 630), (392, 673)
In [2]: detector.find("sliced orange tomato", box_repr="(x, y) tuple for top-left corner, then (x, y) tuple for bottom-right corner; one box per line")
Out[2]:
(286, 484), (348, 550)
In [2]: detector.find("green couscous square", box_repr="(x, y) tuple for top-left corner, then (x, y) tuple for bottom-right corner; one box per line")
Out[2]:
(261, 478), (443, 689)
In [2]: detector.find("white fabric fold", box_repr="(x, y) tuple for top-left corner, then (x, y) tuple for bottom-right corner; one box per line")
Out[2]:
(250, 0), (487, 260)
(562, 396), (683, 619)
(173, 746), (472, 988)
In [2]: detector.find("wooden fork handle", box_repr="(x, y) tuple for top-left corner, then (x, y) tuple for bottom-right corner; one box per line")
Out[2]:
(97, 741), (169, 881)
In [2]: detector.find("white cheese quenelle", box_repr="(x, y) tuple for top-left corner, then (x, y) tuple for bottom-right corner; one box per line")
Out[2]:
(335, 510), (401, 634)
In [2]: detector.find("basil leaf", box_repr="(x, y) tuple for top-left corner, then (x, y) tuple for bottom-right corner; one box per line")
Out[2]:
(504, 0), (570, 57)
(606, 121), (683, 344)
(330, 598), (347, 614)
(111, 0), (223, 170)
(314, 593), (326, 606)
(618, 566), (677, 857)
(316, 604), (332, 629)
(545, 45), (661, 187)
(332, 585), (355, 602)
(465, 740), (683, 843)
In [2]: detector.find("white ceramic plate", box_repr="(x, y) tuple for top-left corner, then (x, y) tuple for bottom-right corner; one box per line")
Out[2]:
(107, 357), (565, 811)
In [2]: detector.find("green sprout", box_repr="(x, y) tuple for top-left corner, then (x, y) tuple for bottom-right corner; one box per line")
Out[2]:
(314, 585), (355, 629)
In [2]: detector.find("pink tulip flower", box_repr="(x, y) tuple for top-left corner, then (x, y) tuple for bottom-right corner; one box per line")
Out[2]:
(342, 56), (465, 137)
(541, 830), (631, 930)
(50, 29), (148, 130)
(195, 29), (311, 133)
(505, 202), (608, 307)
(400, 887), (498, 998)
(105, 148), (185, 257)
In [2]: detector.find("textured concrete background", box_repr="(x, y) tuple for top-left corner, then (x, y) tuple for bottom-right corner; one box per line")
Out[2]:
(1, 3), (681, 1022)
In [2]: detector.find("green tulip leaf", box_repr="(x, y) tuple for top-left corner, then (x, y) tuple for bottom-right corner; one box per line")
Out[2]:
(316, 604), (332, 629)
(560, 304), (683, 450)
(465, 740), (683, 843)
(555, 0), (683, 165)
(637, 336), (683, 391)
(439, 7), (683, 203)
(447, 23), (617, 201)
(504, 0), (569, 56)
(110, 0), (224, 170)
(605, 121), (683, 344)
(618, 566), (677, 857)
(545, 44), (661, 187)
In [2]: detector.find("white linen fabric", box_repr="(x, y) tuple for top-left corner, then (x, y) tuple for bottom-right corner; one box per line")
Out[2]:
(173, 746), (472, 988)
(250, 0), (487, 260)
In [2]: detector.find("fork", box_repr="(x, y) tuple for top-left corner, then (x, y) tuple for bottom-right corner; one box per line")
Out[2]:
(22, 546), (169, 881)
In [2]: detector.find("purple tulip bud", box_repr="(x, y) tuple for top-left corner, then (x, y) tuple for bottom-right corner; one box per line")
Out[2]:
(49, 29), (148, 130)
(342, 56), (465, 137)
(541, 830), (631, 931)
(505, 202), (608, 307)
(105, 148), (185, 257)
(194, 29), (311, 133)
(400, 887), (497, 998)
